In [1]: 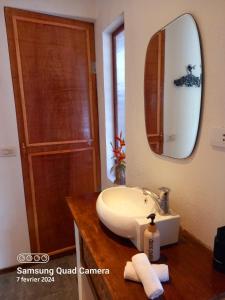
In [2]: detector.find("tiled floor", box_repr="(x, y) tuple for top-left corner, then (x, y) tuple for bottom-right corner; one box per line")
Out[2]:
(0, 255), (79, 300)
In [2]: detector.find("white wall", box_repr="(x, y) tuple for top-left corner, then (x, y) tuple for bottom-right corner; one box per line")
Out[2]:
(0, 0), (96, 269)
(95, 0), (225, 249)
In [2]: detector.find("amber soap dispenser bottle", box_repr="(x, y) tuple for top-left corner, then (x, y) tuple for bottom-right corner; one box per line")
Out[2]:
(144, 213), (160, 262)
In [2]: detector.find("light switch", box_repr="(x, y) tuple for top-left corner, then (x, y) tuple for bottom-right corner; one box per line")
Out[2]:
(210, 128), (225, 148)
(0, 147), (16, 157)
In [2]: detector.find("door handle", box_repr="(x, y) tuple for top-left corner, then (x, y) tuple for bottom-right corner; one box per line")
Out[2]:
(87, 139), (93, 146)
(21, 142), (27, 154)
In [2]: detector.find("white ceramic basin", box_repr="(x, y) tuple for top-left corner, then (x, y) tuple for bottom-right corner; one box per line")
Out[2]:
(96, 186), (155, 238)
(96, 186), (180, 250)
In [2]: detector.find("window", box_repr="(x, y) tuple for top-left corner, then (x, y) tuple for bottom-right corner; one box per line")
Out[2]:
(112, 24), (125, 142)
(102, 18), (125, 182)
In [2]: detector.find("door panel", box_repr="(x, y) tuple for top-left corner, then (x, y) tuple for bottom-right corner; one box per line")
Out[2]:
(31, 149), (95, 253)
(17, 19), (92, 144)
(5, 7), (100, 254)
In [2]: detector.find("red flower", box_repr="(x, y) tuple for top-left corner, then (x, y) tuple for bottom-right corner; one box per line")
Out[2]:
(111, 132), (126, 166)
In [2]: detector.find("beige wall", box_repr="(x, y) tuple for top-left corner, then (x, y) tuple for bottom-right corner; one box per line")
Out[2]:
(95, 0), (225, 248)
(0, 0), (96, 269)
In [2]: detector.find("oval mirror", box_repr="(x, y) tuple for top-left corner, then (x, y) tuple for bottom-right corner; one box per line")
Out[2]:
(144, 14), (202, 159)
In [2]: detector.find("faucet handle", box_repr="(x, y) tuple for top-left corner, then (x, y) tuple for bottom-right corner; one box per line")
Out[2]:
(158, 187), (170, 200)
(159, 187), (170, 193)
(158, 187), (170, 215)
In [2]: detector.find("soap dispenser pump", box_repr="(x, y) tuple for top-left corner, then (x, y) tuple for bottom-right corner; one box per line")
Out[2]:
(144, 213), (160, 262)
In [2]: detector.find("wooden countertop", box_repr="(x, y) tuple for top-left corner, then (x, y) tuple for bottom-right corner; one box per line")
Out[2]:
(67, 193), (225, 300)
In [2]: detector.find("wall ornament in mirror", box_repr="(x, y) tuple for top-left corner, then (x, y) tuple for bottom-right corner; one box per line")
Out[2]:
(174, 65), (201, 87)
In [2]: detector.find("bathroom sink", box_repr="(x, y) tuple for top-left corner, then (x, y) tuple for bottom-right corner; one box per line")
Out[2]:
(96, 186), (180, 250)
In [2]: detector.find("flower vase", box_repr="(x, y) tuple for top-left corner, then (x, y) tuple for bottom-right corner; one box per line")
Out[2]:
(114, 165), (126, 185)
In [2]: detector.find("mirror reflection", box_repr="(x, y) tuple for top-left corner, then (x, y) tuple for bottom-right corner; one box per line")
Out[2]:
(144, 14), (202, 159)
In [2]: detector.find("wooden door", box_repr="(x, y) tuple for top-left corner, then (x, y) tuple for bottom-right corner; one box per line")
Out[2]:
(145, 30), (165, 155)
(5, 7), (100, 255)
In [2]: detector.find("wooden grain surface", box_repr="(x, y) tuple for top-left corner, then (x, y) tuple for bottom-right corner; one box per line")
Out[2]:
(67, 193), (225, 300)
(145, 30), (165, 155)
(5, 7), (101, 254)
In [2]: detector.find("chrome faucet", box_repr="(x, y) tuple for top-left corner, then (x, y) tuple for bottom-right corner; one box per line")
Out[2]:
(142, 187), (170, 215)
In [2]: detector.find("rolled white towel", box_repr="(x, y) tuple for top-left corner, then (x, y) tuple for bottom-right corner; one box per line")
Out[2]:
(124, 261), (169, 283)
(152, 264), (169, 282)
(132, 253), (164, 299)
(124, 261), (140, 282)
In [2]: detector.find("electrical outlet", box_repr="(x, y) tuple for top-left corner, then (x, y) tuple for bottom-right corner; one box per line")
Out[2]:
(0, 147), (16, 157)
(210, 128), (225, 148)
